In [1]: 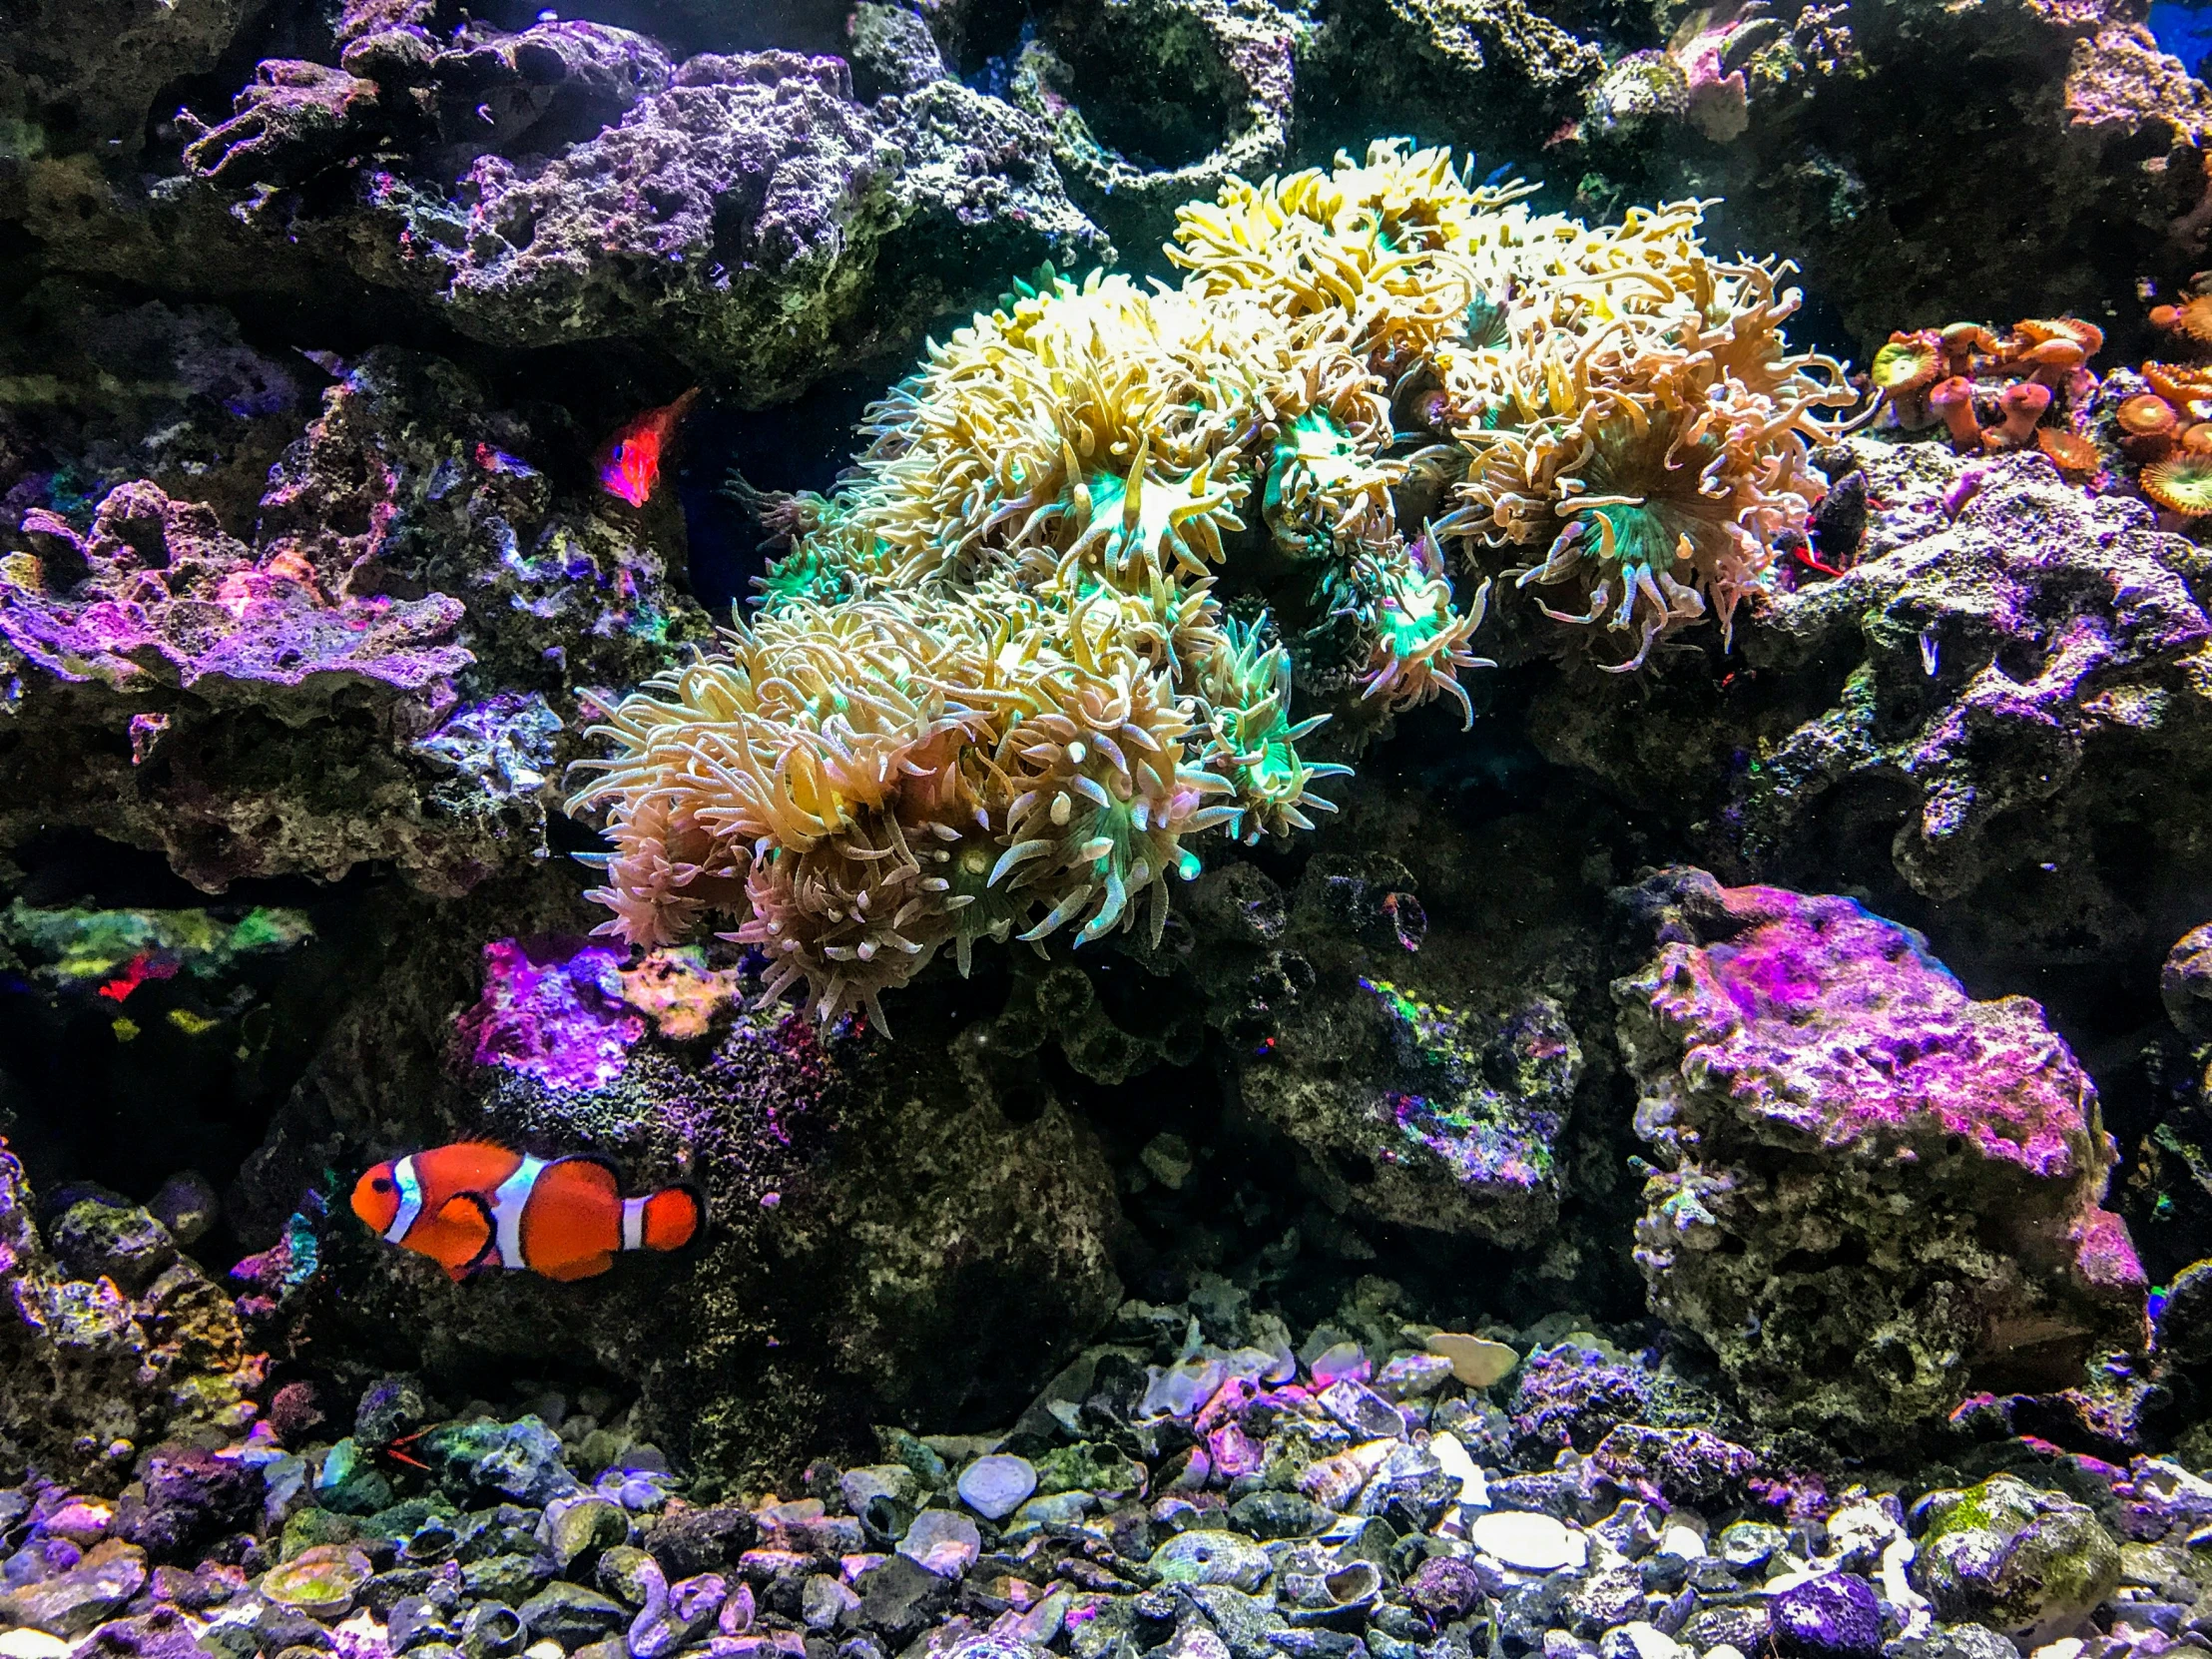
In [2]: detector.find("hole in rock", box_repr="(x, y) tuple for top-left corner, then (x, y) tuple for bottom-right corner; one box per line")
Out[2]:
(1774, 1234), (1870, 1276)
(1040, 0), (1239, 170)
(1862, 1340), (1917, 1384)
(0, 831), (387, 1273)
(1996, 637), (2048, 682)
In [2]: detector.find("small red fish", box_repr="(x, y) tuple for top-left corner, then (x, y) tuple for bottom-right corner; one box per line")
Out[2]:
(599, 388), (699, 507)
(351, 1143), (704, 1283)
(98, 952), (180, 1003)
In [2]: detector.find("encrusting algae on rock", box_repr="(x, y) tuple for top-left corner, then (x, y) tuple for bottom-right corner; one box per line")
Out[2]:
(570, 142), (1861, 1025)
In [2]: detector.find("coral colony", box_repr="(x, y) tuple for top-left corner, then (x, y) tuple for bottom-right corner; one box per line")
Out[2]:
(21, 1), (2212, 1658)
(571, 145), (1852, 1025)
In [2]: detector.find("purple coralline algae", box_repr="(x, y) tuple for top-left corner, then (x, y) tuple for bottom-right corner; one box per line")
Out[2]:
(1618, 870), (2149, 1441)
(1510, 1343), (1661, 1455)
(456, 937), (648, 1093)
(0, 347), (706, 895)
(1588, 1422), (1758, 1504)
(161, 36), (1107, 401)
(1, 480), (467, 709)
(1768, 1571), (1885, 1659)
(1532, 442), (2212, 971)
(1507, 1341), (1734, 1465)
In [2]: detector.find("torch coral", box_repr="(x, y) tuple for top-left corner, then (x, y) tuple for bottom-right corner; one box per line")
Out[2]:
(573, 142), (1863, 1021)
(1433, 202), (1857, 670)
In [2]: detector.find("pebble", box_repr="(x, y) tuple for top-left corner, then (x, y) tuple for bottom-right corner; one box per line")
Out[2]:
(1427, 1430), (1489, 1508)
(1469, 1510), (1587, 1574)
(1717, 1521), (1790, 1571)
(16, 1301), (2212, 1659)
(543, 1496), (628, 1568)
(1374, 1353), (1454, 1400)
(1602, 1624), (1684, 1659)
(1144, 1359), (1227, 1417)
(460, 1601), (525, 1659)
(1006, 1490), (1093, 1534)
(1310, 1344), (1370, 1387)
(897, 1510), (980, 1577)
(0, 1541), (147, 1635)
(955, 1455), (1037, 1522)
(1425, 1333), (1520, 1387)
(1769, 1572), (1883, 1659)
(1315, 1381), (1402, 1439)
(1227, 1490), (1332, 1540)
(803, 1573), (862, 1630)
(1148, 1530), (1273, 1591)
(262, 1544), (375, 1619)
(840, 1467), (918, 1517)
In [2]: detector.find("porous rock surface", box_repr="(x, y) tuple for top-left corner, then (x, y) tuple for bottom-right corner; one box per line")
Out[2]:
(1538, 439), (2212, 979)
(1546, 0), (2212, 355)
(27, 33), (1107, 404)
(0, 347), (708, 894)
(0, 1147), (262, 1491)
(1616, 869), (2149, 1442)
(232, 898), (1124, 1485)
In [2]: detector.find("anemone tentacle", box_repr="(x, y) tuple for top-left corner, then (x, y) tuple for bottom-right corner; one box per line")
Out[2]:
(575, 140), (1846, 1023)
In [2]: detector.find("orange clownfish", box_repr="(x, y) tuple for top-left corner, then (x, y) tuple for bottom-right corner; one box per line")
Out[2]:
(351, 1143), (704, 1283)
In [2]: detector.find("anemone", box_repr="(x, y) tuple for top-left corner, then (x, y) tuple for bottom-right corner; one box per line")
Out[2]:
(992, 643), (1233, 950)
(573, 141), (1842, 1025)
(1263, 410), (1399, 559)
(1504, 417), (1723, 673)
(1347, 537), (1495, 717)
(1196, 614), (1352, 842)
(1056, 440), (1246, 582)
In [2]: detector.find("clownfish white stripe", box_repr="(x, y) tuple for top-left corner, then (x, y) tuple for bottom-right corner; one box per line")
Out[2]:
(490, 1154), (550, 1271)
(352, 1142), (705, 1284)
(385, 1157), (425, 1245)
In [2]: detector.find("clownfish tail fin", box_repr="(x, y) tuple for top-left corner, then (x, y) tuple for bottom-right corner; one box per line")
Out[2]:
(641, 1184), (705, 1253)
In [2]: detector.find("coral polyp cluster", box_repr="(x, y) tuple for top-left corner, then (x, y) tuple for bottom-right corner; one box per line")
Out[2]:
(573, 589), (1259, 1027)
(575, 142), (1855, 1020)
(1423, 203), (1858, 671)
(1869, 317), (2103, 457)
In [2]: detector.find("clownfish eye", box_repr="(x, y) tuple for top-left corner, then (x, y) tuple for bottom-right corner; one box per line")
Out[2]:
(372, 1177), (394, 1194)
